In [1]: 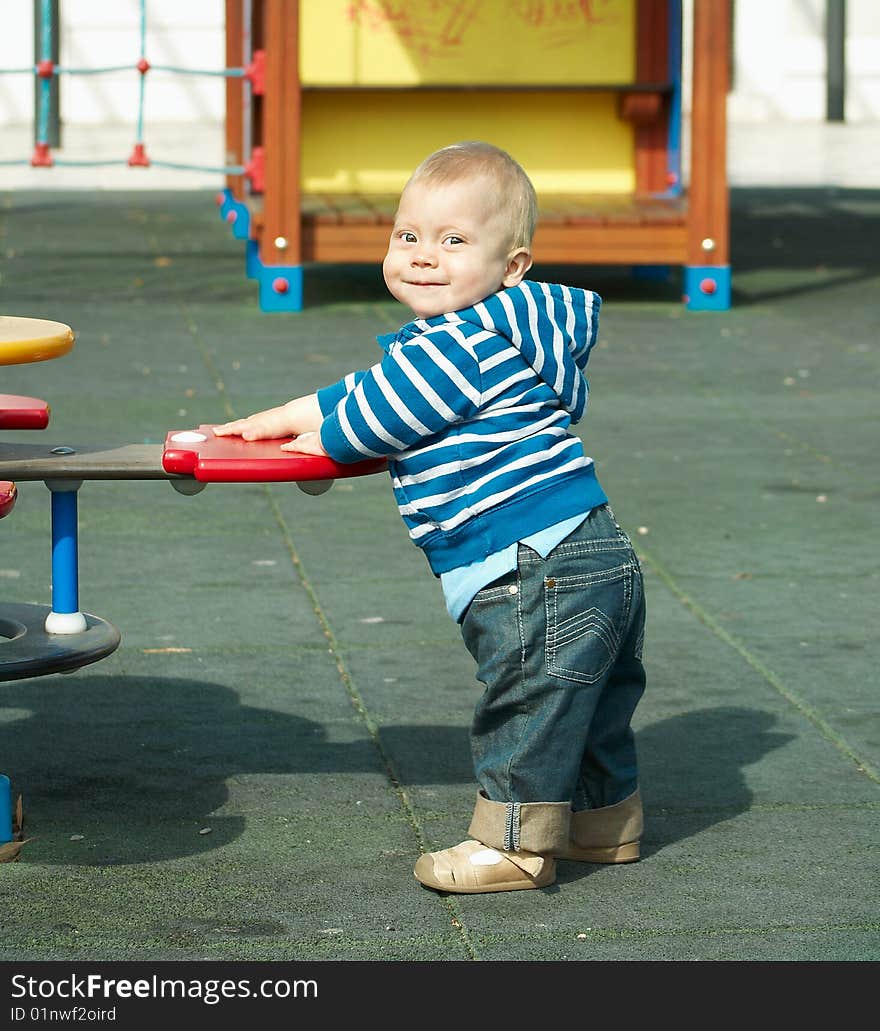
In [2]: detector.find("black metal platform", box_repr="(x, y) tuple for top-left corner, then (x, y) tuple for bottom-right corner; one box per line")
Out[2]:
(0, 603), (120, 681)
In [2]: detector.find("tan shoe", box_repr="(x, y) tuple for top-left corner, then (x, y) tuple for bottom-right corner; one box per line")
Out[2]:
(556, 788), (643, 863)
(414, 839), (556, 893)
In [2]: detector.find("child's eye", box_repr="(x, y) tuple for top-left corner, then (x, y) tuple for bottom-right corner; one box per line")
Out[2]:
(399, 231), (417, 243)
(444, 235), (465, 246)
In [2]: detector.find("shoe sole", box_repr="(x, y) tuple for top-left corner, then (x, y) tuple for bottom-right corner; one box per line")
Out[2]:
(557, 841), (640, 863)
(415, 871), (555, 893)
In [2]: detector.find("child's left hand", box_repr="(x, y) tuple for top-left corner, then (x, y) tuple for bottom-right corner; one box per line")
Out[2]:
(280, 431), (329, 458)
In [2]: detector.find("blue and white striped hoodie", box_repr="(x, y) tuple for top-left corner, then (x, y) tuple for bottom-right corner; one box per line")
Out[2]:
(317, 280), (608, 574)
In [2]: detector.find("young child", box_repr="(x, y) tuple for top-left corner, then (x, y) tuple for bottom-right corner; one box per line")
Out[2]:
(214, 141), (646, 894)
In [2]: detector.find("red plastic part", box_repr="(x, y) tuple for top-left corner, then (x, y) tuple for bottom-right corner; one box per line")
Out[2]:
(245, 49), (265, 95)
(226, 209), (237, 223)
(162, 426), (387, 484)
(36, 59), (54, 79)
(272, 277), (289, 294)
(136, 58), (150, 74)
(0, 482), (17, 519)
(245, 145), (264, 193)
(30, 142), (53, 167)
(699, 278), (717, 295)
(0, 394), (51, 430)
(128, 143), (150, 167)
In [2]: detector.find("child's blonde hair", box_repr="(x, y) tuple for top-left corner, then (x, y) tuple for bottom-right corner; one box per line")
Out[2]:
(405, 141), (538, 252)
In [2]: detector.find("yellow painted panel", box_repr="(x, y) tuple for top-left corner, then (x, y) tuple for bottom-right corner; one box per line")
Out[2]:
(301, 0), (635, 86)
(301, 92), (634, 194)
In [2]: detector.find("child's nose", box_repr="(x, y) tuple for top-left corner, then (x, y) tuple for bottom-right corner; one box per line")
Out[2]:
(412, 248), (438, 267)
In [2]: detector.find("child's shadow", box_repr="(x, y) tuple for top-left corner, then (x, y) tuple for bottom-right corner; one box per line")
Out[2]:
(555, 705), (793, 883)
(0, 676), (789, 868)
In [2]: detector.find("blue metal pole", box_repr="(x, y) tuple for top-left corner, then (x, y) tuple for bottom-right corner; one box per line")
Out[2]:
(45, 481), (88, 634)
(0, 774), (11, 844)
(50, 487), (80, 614)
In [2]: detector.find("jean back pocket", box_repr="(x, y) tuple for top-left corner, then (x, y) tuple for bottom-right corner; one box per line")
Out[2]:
(544, 561), (634, 685)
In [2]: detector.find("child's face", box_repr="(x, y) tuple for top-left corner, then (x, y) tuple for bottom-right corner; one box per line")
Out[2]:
(383, 177), (531, 319)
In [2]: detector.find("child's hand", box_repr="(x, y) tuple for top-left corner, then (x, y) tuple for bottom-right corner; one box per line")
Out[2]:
(213, 404), (296, 441)
(213, 394), (323, 442)
(280, 431), (329, 458)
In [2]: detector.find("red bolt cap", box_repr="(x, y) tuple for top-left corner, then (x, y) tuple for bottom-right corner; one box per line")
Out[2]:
(30, 142), (53, 167)
(127, 142), (150, 167)
(136, 58), (150, 74)
(666, 171), (678, 186)
(699, 278), (717, 295)
(36, 59), (54, 79)
(225, 210), (237, 223)
(272, 278), (289, 294)
(215, 193), (225, 206)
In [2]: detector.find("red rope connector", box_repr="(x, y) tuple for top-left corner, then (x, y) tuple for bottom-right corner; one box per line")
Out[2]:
(245, 50), (265, 95)
(128, 143), (150, 167)
(136, 58), (150, 74)
(30, 142), (53, 167)
(36, 59), (55, 79)
(245, 146), (264, 193)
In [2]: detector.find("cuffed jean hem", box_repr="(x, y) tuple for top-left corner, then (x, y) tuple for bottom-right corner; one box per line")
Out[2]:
(468, 791), (571, 854)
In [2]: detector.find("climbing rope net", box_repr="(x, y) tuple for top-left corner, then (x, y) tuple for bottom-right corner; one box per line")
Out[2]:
(0, 0), (252, 177)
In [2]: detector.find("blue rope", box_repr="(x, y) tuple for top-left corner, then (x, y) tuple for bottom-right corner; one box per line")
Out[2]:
(53, 64), (135, 75)
(52, 160), (129, 167)
(151, 161), (246, 174)
(136, 0), (147, 143)
(1, 65), (245, 76)
(149, 66), (245, 76)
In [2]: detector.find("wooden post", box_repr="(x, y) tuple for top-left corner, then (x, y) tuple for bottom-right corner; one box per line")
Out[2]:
(632, 0), (670, 196)
(686, 0), (729, 305)
(260, 0), (301, 270)
(224, 0), (245, 198)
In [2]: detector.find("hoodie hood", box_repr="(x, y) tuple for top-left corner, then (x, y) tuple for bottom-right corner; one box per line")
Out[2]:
(454, 281), (601, 422)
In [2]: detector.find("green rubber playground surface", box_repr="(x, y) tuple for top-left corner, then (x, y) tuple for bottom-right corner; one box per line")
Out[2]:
(0, 187), (877, 963)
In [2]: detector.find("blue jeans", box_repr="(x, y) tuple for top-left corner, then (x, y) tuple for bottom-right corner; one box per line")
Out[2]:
(460, 504), (646, 815)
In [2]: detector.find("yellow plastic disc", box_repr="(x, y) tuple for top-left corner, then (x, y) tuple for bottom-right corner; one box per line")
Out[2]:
(0, 316), (75, 366)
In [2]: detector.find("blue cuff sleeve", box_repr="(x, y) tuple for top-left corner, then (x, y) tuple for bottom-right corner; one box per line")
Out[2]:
(319, 410), (369, 464)
(316, 378), (349, 417)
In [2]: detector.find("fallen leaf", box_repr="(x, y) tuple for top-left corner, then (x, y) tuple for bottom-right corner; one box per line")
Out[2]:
(0, 840), (22, 863)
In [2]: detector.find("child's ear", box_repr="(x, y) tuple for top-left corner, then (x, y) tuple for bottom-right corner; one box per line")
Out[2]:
(502, 248), (533, 287)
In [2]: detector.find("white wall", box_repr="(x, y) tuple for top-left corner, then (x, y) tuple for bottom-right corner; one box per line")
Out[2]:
(0, 0), (226, 126)
(729, 0), (880, 121)
(2, 0), (879, 130)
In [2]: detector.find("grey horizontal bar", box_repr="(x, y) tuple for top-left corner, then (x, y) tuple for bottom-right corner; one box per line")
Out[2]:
(0, 442), (184, 481)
